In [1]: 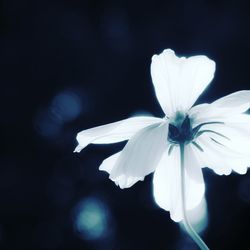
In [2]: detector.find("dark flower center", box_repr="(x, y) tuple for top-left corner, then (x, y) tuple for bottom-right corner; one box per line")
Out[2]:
(167, 112), (227, 154)
(168, 112), (194, 144)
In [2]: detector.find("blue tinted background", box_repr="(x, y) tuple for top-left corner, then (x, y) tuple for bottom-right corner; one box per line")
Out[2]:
(1, 0), (250, 249)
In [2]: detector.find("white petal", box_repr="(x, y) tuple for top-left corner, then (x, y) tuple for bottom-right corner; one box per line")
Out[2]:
(212, 90), (250, 113)
(202, 117), (250, 157)
(189, 91), (250, 127)
(188, 104), (230, 127)
(151, 49), (215, 117)
(74, 116), (162, 152)
(104, 121), (168, 189)
(99, 152), (120, 173)
(153, 145), (205, 222)
(99, 151), (144, 188)
(195, 132), (249, 175)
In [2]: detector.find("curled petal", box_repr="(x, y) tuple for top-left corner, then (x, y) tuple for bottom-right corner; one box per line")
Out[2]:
(99, 152), (144, 188)
(151, 49), (215, 117)
(74, 116), (162, 152)
(100, 121), (168, 189)
(153, 145), (205, 222)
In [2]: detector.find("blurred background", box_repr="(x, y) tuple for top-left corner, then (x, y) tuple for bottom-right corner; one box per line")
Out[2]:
(1, 0), (250, 249)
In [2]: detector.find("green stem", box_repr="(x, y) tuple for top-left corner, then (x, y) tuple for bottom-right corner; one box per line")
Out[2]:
(179, 143), (209, 250)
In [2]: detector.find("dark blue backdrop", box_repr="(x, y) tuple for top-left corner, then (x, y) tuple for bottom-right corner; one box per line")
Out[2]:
(1, 0), (250, 249)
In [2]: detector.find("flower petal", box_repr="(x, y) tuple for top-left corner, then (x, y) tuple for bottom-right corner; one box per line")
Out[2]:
(200, 115), (250, 157)
(188, 104), (229, 127)
(195, 132), (250, 175)
(99, 152), (144, 188)
(189, 91), (250, 127)
(212, 90), (250, 113)
(153, 145), (205, 222)
(99, 152), (120, 173)
(104, 121), (168, 189)
(151, 49), (215, 117)
(74, 116), (162, 152)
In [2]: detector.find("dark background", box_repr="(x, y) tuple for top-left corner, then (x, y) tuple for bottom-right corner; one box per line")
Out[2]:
(1, 0), (250, 249)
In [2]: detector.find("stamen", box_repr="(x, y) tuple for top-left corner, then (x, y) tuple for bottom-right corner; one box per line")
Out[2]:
(168, 145), (175, 155)
(168, 115), (226, 147)
(210, 137), (226, 147)
(192, 121), (224, 135)
(192, 141), (204, 152)
(196, 129), (230, 140)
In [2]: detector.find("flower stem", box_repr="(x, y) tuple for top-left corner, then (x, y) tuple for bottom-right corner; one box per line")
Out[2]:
(179, 143), (209, 250)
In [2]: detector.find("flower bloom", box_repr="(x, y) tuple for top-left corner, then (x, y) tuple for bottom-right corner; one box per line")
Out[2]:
(74, 49), (250, 222)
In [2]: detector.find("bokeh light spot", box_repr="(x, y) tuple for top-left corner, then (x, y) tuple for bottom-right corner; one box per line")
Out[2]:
(34, 109), (62, 138)
(73, 197), (111, 241)
(51, 90), (82, 123)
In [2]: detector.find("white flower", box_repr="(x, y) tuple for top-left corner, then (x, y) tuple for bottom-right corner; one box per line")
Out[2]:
(74, 49), (250, 222)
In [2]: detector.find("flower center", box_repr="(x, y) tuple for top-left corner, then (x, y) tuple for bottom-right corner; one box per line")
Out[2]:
(167, 111), (228, 154)
(168, 112), (194, 144)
